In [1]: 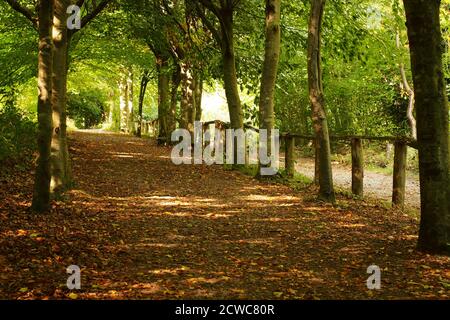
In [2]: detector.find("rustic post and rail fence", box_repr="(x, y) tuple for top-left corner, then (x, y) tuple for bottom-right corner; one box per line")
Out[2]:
(143, 119), (415, 208)
(282, 132), (413, 207)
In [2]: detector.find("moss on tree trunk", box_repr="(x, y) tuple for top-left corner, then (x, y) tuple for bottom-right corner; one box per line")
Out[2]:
(403, 0), (450, 255)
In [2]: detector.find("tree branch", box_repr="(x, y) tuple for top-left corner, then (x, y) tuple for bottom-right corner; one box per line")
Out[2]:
(161, 0), (187, 36)
(69, 0), (112, 36)
(81, 0), (111, 28)
(4, 0), (38, 29)
(198, 0), (232, 49)
(75, 0), (86, 7)
(396, 31), (417, 140)
(198, 0), (221, 20)
(195, 1), (222, 45)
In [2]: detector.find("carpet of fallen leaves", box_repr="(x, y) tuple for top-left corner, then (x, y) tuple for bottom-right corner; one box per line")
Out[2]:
(0, 131), (449, 300)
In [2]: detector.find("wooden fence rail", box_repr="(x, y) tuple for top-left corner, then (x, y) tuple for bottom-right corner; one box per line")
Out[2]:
(280, 133), (412, 207)
(148, 119), (414, 207)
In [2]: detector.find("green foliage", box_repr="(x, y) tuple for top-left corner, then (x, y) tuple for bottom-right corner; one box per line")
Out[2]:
(0, 105), (37, 165)
(67, 90), (107, 129)
(0, 2), (37, 105)
(2, 0), (448, 145)
(273, 0), (415, 137)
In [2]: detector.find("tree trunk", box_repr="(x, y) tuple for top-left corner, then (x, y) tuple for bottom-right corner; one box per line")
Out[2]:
(314, 139), (320, 185)
(403, 0), (450, 255)
(127, 71), (135, 134)
(180, 62), (196, 132)
(137, 70), (150, 138)
(194, 73), (203, 122)
(117, 69), (134, 133)
(157, 56), (171, 144)
(221, 10), (243, 130)
(32, 0), (54, 213)
(259, 0), (281, 170)
(351, 138), (364, 197)
(119, 74), (128, 132)
(49, 0), (109, 195)
(396, 32), (417, 140)
(170, 65), (181, 134)
(50, 0), (70, 195)
(307, 0), (335, 203)
(392, 141), (407, 207)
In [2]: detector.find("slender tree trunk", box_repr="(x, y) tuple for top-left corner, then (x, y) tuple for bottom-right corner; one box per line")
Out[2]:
(196, 1), (242, 129)
(32, 0), (54, 213)
(120, 75), (129, 132)
(60, 40), (72, 190)
(194, 73), (203, 122)
(112, 87), (121, 131)
(403, 0), (450, 255)
(157, 56), (170, 144)
(180, 62), (195, 132)
(118, 78), (126, 131)
(50, 0), (69, 195)
(182, 0), (197, 131)
(127, 70), (135, 134)
(396, 32), (417, 140)
(108, 90), (114, 123)
(170, 65), (181, 134)
(221, 10), (243, 130)
(307, 0), (335, 203)
(137, 70), (150, 138)
(259, 0), (281, 170)
(49, 0), (110, 194)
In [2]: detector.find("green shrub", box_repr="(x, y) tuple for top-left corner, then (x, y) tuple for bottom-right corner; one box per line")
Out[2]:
(67, 89), (106, 129)
(0, 105), (37, 165)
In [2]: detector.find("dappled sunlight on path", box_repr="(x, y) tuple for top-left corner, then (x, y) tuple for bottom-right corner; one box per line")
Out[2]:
(0, 131), (448, 300)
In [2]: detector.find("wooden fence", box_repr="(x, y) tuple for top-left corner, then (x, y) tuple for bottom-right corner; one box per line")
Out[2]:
(281, 133), (414, 207)
(202, 120), (415, 208)
(148, 119), (415, 207)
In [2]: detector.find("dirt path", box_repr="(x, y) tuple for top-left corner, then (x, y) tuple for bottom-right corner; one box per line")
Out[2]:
(0, 131), (448, 300)
(292, 158), (421, 209)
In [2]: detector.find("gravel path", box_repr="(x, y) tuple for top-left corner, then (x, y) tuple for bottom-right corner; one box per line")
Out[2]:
(292, 157), (421, 209)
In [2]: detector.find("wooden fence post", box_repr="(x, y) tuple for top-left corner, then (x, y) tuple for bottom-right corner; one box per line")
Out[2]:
(351, 138), (364, 197)
(392, 141), (407, 207)
(285, 135), (296, 177)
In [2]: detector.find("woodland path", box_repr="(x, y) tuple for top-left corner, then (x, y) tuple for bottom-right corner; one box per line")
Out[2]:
(0, 131), (448, 299)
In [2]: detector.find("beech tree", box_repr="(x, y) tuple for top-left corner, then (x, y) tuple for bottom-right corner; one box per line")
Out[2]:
(160, 0), (207, 133)
(35, 0), (54, 213)
(4, 0), (54, 212)
(5, 0), (112, 199)
(258, 0), (281, 171)
(307, 0), (335, 203)
(127, 0), (183, 143)
(52, 0), (112, 193)
(403, 0), (450, 254)
(196, 0), (244, 130)
(137, 69), (151, 137)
